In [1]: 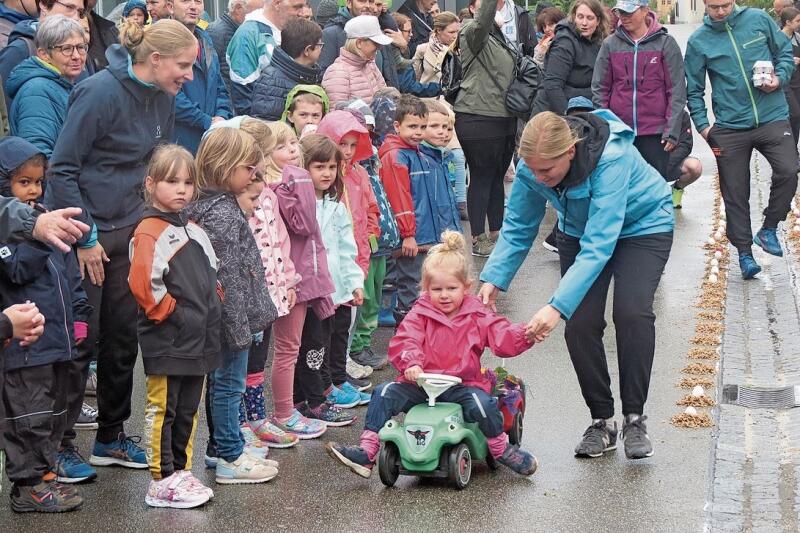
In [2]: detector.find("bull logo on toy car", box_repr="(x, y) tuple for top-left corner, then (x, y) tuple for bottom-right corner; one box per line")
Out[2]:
(405, 425), (434, 451)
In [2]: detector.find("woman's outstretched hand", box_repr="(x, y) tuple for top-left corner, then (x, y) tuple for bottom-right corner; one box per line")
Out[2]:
(525, 304), (561, 343)
(478, 282), (499, 312)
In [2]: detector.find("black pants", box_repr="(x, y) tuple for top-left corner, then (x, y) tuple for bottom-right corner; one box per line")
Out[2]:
(246, 327), (273, 375)
(320, 305), (355, 389)
(707, 121), (799, 254)
(294, 308), (332, 408)
(558, 231), (672, 419)
(79, 226), (139, 443)
(786, 86), (800, 146)
(3, 362), (68, 485)
(633, 134), (670, 180)
(456, 114), (517, 237)
(144, 374), (204, 480)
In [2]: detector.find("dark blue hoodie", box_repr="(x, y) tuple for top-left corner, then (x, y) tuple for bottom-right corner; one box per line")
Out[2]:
(44, 44), (176, 238)
(0, 136), (92, 371)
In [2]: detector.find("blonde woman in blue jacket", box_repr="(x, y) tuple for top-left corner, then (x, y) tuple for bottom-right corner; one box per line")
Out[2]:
(478, 109), (673, 462)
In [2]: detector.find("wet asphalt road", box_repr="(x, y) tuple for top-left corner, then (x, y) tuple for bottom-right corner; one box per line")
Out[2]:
(0, 24), (718, 533)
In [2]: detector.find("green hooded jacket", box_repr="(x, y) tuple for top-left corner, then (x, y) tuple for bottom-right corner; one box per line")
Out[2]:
(281, 84), (331, 133)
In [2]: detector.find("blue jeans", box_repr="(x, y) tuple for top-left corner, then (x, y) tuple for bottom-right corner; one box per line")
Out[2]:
(209, 347), (248, 462)
(364, 381), (503, 438)
(451, 148), (467, 204)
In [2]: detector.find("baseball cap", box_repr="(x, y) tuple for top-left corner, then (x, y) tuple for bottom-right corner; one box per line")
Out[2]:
(344, 16), (394, 46)
(613, 0), (648, 13)
(566, 96), (594, 113)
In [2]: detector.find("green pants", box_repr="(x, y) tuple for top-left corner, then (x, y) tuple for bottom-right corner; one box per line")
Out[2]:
(351, 255), (387, 354)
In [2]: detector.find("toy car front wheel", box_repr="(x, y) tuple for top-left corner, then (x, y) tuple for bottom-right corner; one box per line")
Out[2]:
(508, 411), (524, 446)
(378, 443), (400, 487)
(448, 443), (472, 490)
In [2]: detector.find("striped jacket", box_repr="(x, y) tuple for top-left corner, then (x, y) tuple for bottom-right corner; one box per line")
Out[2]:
(129, 208), (223, 376)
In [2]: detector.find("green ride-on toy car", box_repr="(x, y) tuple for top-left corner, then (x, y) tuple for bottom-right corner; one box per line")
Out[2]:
(377, 371), (526, 490)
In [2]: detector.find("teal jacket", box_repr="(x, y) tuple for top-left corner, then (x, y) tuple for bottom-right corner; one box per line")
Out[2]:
(685, 6), (794, 131)
(479, 110), (673, 320)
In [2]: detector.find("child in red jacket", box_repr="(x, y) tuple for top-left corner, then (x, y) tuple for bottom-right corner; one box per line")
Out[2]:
(326, 230), (538, 478)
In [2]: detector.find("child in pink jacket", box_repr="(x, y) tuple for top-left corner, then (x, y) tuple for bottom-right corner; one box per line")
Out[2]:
(326, 230), (539, 479)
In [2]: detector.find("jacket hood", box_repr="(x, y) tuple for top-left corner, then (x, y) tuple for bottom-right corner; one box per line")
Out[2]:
(0, 136), (44, 195)
(184, 189), (232, 221)
(281, 83), (331, 122)
(377, 133), (417, 157)
(413, 293), (491, 325)
(560, 112), (610, 189)
(703, 4), (745, 30)
(316, 110), (373, 162)
(614, 11), (665, 43)
(327, 7), (352, 29)
(270, 45), (322, 84)
(420, 142), (444, 160)
(370, 95), (397, 144)
(6, 56), (72, 99)
(105, 44), (164, 102)
(0, 4), (35, 25)
(140, 206), (187, 227)
(8, 19), (36, 42)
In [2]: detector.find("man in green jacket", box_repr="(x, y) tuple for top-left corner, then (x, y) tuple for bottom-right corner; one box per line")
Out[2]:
(685, 1), (796, 280)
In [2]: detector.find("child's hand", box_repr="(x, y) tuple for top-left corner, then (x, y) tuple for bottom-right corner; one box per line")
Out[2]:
(404, 365), (423, 382)
(525, 304), (561, 343)
(352, 288), (364, 306)
(287, 288), (296, 310)
(401, 237), (418, 257)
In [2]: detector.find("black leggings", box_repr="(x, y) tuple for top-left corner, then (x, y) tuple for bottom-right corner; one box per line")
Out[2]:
(633, 134), (670, 180)
(558, 231), (673, 419)
(294, 308), (332, 408)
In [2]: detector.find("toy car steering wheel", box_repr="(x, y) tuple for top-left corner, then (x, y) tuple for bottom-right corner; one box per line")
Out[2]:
(416, 373), (462, 406)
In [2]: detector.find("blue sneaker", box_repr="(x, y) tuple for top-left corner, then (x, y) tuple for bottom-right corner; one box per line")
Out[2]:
(754, 228), (783, 257)
(325, 442), (373, 478)
(89, 433), (148, 469)
(739, 253), (762, 280)
(326, 385), (360, 409)
(498, 444), (539, 476)
(340, 381), (370, 406)
(55, 446), (97, 483)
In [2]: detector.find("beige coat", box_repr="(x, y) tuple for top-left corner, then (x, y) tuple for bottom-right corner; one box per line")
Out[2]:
(412, 42), (447, 85)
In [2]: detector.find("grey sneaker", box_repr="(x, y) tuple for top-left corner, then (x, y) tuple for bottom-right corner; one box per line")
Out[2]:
(75, 403), (98, 430)
(574, 419), (618, 458)
(351, 347), (388, 371)
(472, 235), (494, 257)
(85, 369), (97, 397)
(622, 414), (653, 459)
(346, 357), (373, 379)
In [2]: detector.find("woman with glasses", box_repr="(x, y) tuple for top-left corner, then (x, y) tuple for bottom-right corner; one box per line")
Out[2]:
(6, 15), (87, 156)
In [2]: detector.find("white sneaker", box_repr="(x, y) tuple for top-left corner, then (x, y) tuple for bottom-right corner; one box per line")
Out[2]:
(145, 472), (210, 508)
(176, 470), (214, 499)
(215, 454), (278, 485)
(346, 357), (373, 379)
(243, 449), (279, 469)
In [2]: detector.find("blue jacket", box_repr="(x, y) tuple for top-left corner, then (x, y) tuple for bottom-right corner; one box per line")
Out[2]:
(250, 46), (322, 120)
(685, 6), (794, 131)
(419, 142), (462, 235)
(0, 3), (35, 49)
(480, 110), (673, 320)
(44, 45), (176, 238)
(226, 19), (276, 114)
(174, 27), (233, 154)
(397, 65), (440, 97)
(0, 19), (36, 101)
(6, 57), (74, 157)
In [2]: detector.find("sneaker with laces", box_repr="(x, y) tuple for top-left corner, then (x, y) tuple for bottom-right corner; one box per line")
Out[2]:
(10, 481), (83, 513)
(340, 381), (370, 405)
(346, 375), (372, 392)
(754, 227), (783, 257)
(145, 472), (210, 509)
(346, 357), (373, 378)
(622, 414), (654, 459)
(325, 442), (373, 478)
(55, 446), (97, 483)
(215, 453), (278, 484)
(671, 186), (684, 209)
(89, 433), (148, 469)
(738, 252), (762, 280)
(472, 234), (494, 257)
(270, 410), (327, 439)
(542, 230), (558, 253)
(249, 419), (299, 448)
(300, 401), (356, 427)
(85, 368), (97, 397)
(574, 419), (618, 458)
(75, 403), (98, 430)
(42, 473), (80, 498)
(177, 470), (214, 499)
(498, 444), (538, 476)
(351, 347), (388, 370)
(326, 385), (361, 409)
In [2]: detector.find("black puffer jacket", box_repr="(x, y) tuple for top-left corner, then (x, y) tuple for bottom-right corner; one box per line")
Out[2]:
(208, 14), (239, 91)
(250, 46), (322, 120)
(532, 19), (600, 116)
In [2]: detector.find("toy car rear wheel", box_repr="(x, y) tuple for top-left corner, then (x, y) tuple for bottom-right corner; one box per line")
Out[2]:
(448, 443), (472, 490)
(378, 443), (400, 487)
(508, 411), (524, 446)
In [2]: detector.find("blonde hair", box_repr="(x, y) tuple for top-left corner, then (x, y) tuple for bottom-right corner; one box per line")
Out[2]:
(145, 144), (197, 203)
(423, 98), (450, 117)
(264, 121), (302, 183)
(195, 128), (262, 190)
(421, 230), (471, 289)
(343, 37), (360, 56)
(518, 111), (582, 160)
(240, 117), (277, 157)
(119, 19), (196, 64)
(433, 11), (459, 32)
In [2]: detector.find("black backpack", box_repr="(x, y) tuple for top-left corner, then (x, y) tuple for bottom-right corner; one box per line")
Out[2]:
(440, 49), (466, 106)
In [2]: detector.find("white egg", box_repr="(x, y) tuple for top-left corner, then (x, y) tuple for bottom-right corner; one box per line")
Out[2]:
(685, 406), (698, 416)
(714, 231), (723, 240)
(708, 237), (716, 245)
(691, 385), (705, 398)
(711, 266), (719, 274)
(714, 251), (723, 259)
(708, 274), (718, 283)
(710, 258), (719, 267)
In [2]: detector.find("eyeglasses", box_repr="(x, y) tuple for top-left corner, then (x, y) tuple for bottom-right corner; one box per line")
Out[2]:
(706, 1), (733, 11)
(54, 0), (86, 18)
(246, 166), (264, 180)
(49, 43), (89, 56)
(307, 42), (325, 50)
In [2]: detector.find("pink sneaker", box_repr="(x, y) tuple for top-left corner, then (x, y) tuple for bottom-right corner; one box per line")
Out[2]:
(176, 470), (214, 499)
(271, 410), (327, 439)
(145, 472), (210, 509)
(250, 419), (300, 448)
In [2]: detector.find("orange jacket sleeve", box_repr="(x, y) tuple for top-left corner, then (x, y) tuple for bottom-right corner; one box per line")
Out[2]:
(128, 231), (176, 324)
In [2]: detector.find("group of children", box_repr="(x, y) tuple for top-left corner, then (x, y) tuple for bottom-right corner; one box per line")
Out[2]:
(0, 89), (538, 512)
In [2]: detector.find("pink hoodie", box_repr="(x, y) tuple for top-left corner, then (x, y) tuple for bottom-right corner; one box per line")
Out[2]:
(316, 110), (381, 276)
(388, 294), (534, 393)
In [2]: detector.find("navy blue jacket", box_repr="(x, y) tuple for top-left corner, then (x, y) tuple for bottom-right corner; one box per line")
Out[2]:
(398, 65), (439, 97)
(6, 57), (74, 157)
(207, 13), (239, 92)
(250, 46), (322, 120)
(174, 27), (233, 154)
(0, 20), (36, 101)
(44, 45), (176, 237)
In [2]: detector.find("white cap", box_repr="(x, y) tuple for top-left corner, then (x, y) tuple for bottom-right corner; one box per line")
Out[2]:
(344, 15), (393, 46)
